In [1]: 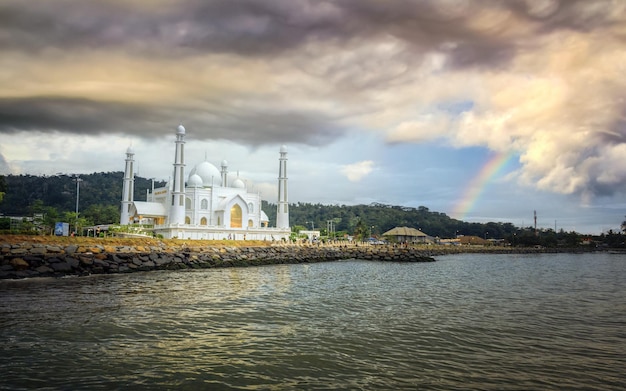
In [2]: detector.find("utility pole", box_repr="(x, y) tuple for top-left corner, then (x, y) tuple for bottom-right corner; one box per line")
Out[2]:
(75, 175), (83, 235)
(327, 220), (335, 239)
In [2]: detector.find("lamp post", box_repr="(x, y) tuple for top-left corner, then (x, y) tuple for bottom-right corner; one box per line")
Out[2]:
(74, 175), (83, 235)
(327, 220), (335, 239)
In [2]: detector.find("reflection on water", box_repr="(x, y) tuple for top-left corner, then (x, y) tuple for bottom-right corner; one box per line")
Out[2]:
(1, 253), (625, 390)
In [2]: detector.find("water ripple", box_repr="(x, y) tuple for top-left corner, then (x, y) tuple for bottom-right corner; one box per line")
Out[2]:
(1, 253), (625, 390)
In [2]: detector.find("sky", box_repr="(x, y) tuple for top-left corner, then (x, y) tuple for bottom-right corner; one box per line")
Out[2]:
(1, 0), (625, 235)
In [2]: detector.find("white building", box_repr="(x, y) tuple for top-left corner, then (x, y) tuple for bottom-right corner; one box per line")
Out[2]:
(120, 124), (290, 240)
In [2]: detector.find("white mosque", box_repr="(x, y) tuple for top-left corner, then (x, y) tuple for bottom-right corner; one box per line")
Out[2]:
(120, 124), (290, 240)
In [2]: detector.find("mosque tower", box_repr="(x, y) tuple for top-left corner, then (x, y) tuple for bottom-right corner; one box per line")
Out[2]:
(169, 124), (186, 225)
(276, 145), (289, 229)
(120, 146), (135, 224)
(220, 160), (228, 187)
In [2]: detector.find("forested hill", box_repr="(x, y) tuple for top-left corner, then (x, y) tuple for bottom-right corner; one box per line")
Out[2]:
(0, 173), (516, 238)
(264, 202), (515, 239)
(0, 172), (164, 220)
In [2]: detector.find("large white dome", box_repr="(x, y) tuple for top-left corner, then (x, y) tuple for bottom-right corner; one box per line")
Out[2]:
(189, 161), (221, 187)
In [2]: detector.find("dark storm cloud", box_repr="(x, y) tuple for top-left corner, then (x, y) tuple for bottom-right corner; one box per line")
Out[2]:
(0, 96), (340, 146)
(0, 0), (622, 146)
(185, 109), (343, 146)
(0, 0), (345, 56)
(2, 0), (617, 60)
(0, 97), (172, 136)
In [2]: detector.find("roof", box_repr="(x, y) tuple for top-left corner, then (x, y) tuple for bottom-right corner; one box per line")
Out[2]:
(132, 201), (167, 217)
(382, 226), (427, 237)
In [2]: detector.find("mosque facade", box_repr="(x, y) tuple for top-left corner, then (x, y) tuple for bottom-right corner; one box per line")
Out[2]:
(120, 125), (290, 240)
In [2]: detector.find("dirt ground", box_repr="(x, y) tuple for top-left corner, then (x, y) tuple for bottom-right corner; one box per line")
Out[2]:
(0, 234), (271, 247)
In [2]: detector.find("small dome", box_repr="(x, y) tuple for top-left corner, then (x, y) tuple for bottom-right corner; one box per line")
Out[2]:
(126, 146), (134, 155)
(188, 174), (203, 188)
(190, 161), (221, 187)
(176, 124), (186, 134)
(221, 160), (228, 167)
(280, 145), (287, 153)
(232, 178), (246, 189)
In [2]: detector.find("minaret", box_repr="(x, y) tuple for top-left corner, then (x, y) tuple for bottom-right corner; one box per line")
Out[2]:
(221, 160), (228, 187)
(169, 124), (186, 225)
(120, 146), (135, 224)
(276, 145), (289, 229)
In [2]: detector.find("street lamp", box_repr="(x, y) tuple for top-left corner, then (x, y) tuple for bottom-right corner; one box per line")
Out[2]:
(327, 220), (335, 239)
(74, 175), (83, 235)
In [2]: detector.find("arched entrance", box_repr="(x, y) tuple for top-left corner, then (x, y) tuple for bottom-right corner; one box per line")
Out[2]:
(230, 204), (242, 228)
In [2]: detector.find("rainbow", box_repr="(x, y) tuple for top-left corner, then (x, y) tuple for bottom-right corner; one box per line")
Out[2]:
(451, 151), (514, 220)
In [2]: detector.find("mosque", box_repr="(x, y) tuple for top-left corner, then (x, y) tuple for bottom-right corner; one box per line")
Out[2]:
(120, 124), (290, 240)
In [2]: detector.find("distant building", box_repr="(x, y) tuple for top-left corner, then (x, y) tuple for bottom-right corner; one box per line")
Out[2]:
(300, 230), (321, 242)
(120, 125), (290, 240)
(457, 236), (488, 245)
(383, 226), (430, 243)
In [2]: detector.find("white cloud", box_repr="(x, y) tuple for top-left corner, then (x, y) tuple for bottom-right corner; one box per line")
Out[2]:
(340, 160), (374, 182)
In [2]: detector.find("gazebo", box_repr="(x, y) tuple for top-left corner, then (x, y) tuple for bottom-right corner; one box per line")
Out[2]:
(383, 226), (429, 243)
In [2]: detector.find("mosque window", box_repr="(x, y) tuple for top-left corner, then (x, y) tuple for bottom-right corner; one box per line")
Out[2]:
(185, 216), (191, 224)
(217, 216), (221, 226)
(200, 217), (207, 225)
(248, 219), (254, 228)
(201, 199), (208, 209)
(230, 204), (242, 228)
(248, 202), (254, 213)
(185, 198), (192, 210)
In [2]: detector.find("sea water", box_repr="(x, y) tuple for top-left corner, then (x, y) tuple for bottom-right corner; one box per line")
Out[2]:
(1, 252), (625, 390)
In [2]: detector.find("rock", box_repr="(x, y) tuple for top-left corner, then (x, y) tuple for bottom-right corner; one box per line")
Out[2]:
(66, 257), (80, 269)
(50, 262), (72, 272)
(35, 265), (54, 273)
(30, 247), (47, 255)
(46, 246), (63, 253)
(10, 258), (29, 270)
(93, 259), (110, 268)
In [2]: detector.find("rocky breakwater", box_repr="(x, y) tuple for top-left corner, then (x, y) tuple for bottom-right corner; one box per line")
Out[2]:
(0, 242), (435, 279)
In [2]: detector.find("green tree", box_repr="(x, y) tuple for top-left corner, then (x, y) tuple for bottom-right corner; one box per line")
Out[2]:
(353, 218), (368, 241)
(0, 175), (6, 202)
(83, 204), (119, 224)
(622, 216), (626, 234)
(62, 212), (92, 235)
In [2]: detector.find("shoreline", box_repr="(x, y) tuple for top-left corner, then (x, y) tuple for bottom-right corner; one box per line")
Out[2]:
(0, 235), (598, 280)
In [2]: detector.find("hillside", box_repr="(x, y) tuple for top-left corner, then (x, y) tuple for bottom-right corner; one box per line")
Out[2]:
(0, 172), (516, 238)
